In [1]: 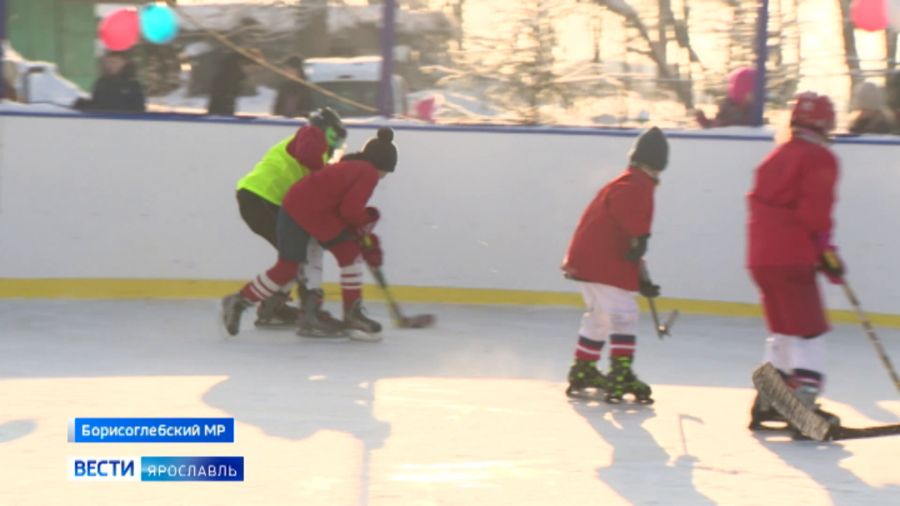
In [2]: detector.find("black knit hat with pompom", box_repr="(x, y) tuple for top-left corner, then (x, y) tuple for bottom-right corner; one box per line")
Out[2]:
(362, 127), (398, 173)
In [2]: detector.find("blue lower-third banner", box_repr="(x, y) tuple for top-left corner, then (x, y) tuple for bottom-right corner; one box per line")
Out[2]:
(141, 456), (244, 482)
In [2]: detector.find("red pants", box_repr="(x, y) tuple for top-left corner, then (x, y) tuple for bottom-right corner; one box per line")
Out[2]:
(750, 266), (829, 337)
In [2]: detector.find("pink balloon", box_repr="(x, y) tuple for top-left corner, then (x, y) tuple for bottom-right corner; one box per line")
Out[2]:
(98, 9), (140, 51)
(851, 0), (889, 31)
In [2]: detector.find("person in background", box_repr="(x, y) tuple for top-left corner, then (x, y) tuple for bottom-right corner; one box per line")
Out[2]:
(207, 49), (261, 116)
(272, 55), (314, 118)
(848, 81), (894, 135)
(696, 67), (756, 128)
(74, 51), (145, 113)
(883, 71), (900, 134)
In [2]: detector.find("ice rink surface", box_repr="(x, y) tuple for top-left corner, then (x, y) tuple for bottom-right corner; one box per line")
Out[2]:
(1, 299), (898, 505)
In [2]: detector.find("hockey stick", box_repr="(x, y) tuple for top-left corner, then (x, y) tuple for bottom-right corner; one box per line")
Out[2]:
(840, 280), (900, 393)
(367, 265), (436, 329)
(640, 263), (678, 339)
(753, 363), (900, 440)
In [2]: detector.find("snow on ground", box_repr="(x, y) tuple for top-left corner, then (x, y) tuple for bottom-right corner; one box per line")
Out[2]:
(1, 300), (898, 505)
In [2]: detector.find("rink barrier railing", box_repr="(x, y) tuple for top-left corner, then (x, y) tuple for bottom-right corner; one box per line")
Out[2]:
(2, 278), (899, 328)
(3, 109), (900, 145)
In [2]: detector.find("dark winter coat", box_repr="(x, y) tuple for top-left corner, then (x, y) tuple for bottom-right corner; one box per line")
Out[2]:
(848, 111), (894, 135)
(273, 80), (314, 118)
(207, 54), (248, 116)
(78, 63), (146, 113)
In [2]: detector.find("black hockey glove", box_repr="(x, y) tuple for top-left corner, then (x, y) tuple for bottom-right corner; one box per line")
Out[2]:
(638, 261), (660, 298)
(625, 234), (650, 263)
(639, 278), (660, 298)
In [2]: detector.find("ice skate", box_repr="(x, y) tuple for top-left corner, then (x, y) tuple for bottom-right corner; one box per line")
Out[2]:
(295, 288), (348, 338)
(748, 392), (787, 430)
(605, 356), (653, 404)
(254, 292), (300, 328)
(221, 293), (253, 336)
(300, 287), (346, 331)
(344, 300), (382, 334)
(566, 359), (609, 400)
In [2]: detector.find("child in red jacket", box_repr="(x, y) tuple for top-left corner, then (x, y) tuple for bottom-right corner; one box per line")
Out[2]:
(221, 128), (398, 338)
(747, 92), (843, 431)
(562, 127), (669, 403)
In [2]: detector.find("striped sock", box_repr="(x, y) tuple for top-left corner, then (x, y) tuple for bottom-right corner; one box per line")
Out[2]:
(609, 334), (636, 359)
(240, 260), (298, 303)
(574, 336), (604, 362)
(241, 273), (281, 303)
(340, 263), (364, 311)
(788, 368), (824, 392)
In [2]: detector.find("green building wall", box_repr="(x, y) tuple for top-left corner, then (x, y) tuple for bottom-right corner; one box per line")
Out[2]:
(8, 0), (97, 91)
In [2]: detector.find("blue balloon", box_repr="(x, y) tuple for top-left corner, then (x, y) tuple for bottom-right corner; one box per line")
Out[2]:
(140, 4), (179, 44)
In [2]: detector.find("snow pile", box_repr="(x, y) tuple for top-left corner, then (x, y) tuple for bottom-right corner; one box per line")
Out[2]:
(2, 42), (87, 107)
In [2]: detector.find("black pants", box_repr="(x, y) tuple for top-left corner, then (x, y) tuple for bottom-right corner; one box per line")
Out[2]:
(237, 189), (280, 248)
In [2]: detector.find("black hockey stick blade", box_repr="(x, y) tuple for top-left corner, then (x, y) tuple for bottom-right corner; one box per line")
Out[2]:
(397, 313), (436, 329)
(368, 265), (436, 329)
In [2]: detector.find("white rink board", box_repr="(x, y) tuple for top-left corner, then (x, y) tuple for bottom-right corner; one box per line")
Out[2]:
(1, 112), (899, 312)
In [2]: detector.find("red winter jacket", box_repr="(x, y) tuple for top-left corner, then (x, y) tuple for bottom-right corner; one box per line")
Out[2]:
(562, 167), (656, 291)
(283, 158), (380, 242)
(747, 135), (838, 267)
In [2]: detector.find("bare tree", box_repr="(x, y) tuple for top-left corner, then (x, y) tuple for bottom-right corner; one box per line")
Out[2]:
(837, 0), (863, 93)
(586, 0), (700, 109)
(442, 0), (575, 123)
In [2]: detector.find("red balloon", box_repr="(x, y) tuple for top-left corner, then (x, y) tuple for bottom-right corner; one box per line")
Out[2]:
(851, 0), (889, 31)
(98, 9), (140, 51)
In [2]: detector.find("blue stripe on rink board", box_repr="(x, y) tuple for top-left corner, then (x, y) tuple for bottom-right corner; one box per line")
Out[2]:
(5, 109), (900, 145)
